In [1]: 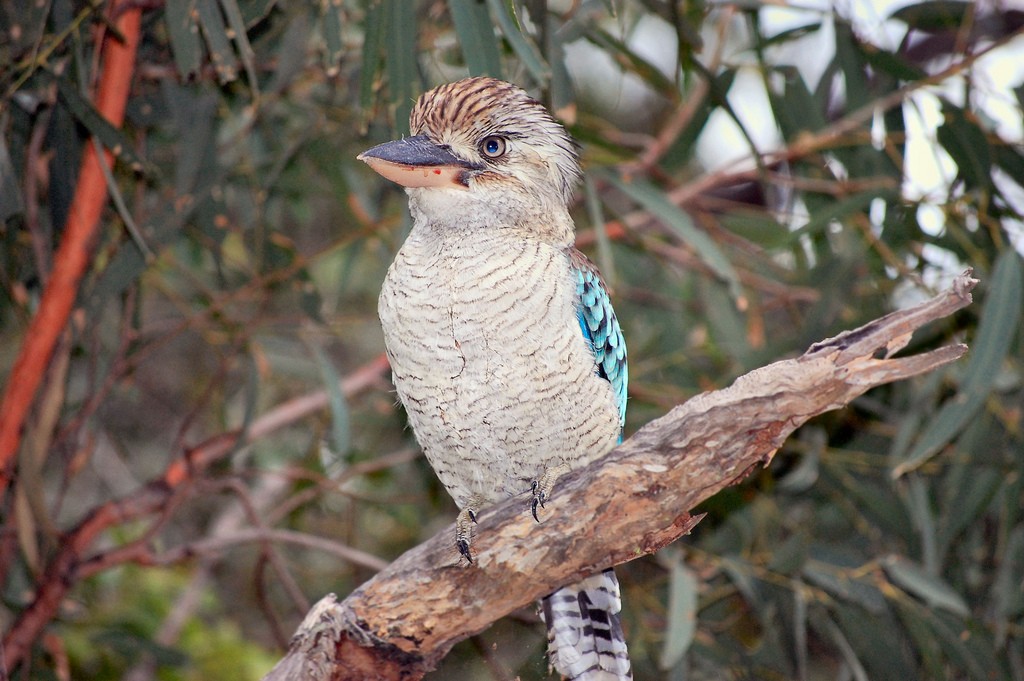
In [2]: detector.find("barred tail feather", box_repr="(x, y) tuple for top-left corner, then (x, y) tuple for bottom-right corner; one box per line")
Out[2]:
(540, 568), (632, 680)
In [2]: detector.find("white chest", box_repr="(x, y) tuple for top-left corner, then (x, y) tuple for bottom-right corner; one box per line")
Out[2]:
(377, 228), (620, 507)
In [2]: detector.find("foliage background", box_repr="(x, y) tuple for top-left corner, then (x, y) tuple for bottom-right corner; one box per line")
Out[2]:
(1, 0), (1022, 679)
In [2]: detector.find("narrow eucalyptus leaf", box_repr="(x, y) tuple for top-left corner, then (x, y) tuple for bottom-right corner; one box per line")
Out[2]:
(197, 0), (239, 83)
(486, 0), (549, 83)
(659, 556), (697, 669)
(895, 250), (1022, 474)
(165, 0), (203, 79)
(314, 347), (352, 455)
(600, 170), (742, 302)
(448, 0), (502, 78)
(882, 555), (970, 617)
(52, 73), (158, 178)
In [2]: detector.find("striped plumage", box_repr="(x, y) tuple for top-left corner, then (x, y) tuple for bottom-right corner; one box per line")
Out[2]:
(361, 77), (631, 681)
(543, 568), (630, 680)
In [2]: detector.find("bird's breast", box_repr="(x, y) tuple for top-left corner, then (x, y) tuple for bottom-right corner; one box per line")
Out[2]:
(378, 229), (620, 507)
(379, 231), (576, 390)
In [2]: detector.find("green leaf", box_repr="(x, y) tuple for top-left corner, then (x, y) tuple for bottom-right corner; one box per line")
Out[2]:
(240, 351), (260, 435)
(761, 21), (822, 48)
(936, 446), (1001, 561)
(700, 275), (752, 366)
(690, 58), (762, 159)
(599, 170), (743, 302)
(659, 553), (697, 669)
(87, 244), (148, 313)
(584, 27), (677, 99)
(792, 581), (808, 676)
(894, 250), (1022, 475)
(547, 16), (575, 120)
(165, 0), (203, 80)
(859, 43), (926, 82)
(501, 0), (521, 31)
(925, 611), (999, 679)
(266, 10), (312, 94)
(386, 0), (418, 135)
(791, 189), (895, 242)
(51, 72), (158, 178)
(322, 0), (345, 74)
(661, 68), (737, 170)
(161, 79), (217, 196)
(893, 601), (948, 680)
(314, 347), (351, 455)
(582, 175), (615, 286)
(239, 0), (278, 26)
(994, 143), (1024, 192)
(359, 0), (387, 130)
(0, 129), (23, 221)
(767, 533), (810, 575)
(777, 443), (819, 493)
(829, 601), (917, 679)
(891, 1), (973, 31)
(218, 0), (259, 90)
(882, 555), (970, 616)
(197, 0), (239, 83)
(826, 464), (914, 543)
(448, 0), (503, 78)
(770, 65), (828, 139)
(299, 275), (325, 323)
(803, 561), (886, 612)
(834, 20), (868, 110)
(809, 609), (870, 681)
(883, 92), (907, 176)
(86, 196), (206, 316)
(905, 475), (938, 575)
(992, 526), (1024, 620)
(936, 99), (993, 191)
(486, 0), (549, 84)
(720, 556), (761, 605)
(92, 627), (190, 667)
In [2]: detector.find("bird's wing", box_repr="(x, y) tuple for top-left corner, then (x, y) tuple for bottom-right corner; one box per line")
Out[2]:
(569, 248), (628, 430)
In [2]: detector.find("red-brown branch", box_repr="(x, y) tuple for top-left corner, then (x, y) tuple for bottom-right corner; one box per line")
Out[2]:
(0, 1), (142, 493)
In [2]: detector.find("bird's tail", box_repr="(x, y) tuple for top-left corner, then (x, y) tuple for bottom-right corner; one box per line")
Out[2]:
(540, 568), (632, 680)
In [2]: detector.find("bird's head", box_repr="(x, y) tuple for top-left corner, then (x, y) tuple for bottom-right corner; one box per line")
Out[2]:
(358, 77), (581, 229)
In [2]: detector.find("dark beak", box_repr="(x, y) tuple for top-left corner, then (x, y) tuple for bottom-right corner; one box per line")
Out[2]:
(357, 135), (478, 189)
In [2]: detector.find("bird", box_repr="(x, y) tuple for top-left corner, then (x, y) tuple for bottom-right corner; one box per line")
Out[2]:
(359, 76), (631, 681)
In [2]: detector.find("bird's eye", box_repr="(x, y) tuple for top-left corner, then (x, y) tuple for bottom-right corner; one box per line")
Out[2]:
(480, 136), (507, 159)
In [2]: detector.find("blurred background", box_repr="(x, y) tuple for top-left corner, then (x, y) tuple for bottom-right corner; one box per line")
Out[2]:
(1, 0), (1022, 679)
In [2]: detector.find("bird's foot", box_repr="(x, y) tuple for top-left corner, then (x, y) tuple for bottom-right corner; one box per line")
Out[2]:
(455, 506), (479, 564)
(531, 463), (570, 522)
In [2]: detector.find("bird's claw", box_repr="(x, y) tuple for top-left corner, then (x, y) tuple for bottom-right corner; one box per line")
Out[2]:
(531, 464), (568, 523)
(531, 480), (546, 522)
(455, 506), (479, 564)
(457, 537), (473, 564)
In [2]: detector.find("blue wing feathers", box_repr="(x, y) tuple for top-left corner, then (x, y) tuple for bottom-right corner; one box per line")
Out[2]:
(569, 249), (628, 432)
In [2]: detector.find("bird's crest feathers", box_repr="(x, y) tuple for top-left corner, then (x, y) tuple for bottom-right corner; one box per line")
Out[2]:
(409, 77), (582, 206)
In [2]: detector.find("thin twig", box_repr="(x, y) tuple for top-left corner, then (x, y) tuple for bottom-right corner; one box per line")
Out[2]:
(156, 528), (389, 573)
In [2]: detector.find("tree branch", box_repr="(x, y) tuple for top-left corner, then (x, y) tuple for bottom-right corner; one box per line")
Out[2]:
(263, 270), (977, 681)
(0, 1), (142, 492)
(0, 355), (390, 673)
